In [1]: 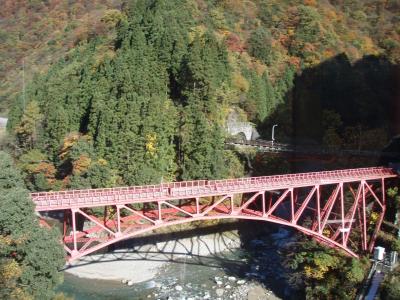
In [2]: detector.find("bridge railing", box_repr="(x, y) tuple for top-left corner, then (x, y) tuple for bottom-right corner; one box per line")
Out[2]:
(31, 167), (396, 210)
(31, 167), (392, 200)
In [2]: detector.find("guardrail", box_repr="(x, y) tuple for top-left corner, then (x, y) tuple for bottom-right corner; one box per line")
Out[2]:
(226, 139), (400, 158)
(31, 167), (396, 211)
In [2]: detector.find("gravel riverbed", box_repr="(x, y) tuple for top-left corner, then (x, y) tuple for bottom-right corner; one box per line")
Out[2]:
(59, 225), (295, 299)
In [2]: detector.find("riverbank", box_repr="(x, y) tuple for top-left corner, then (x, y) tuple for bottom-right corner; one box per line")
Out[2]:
(65, 230), (241, 283)
(60, 245), (281, 300)
(60, 221), (293, 299)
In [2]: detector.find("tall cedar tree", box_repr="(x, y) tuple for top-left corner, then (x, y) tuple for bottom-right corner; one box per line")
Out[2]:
(179, 34), (230, 180)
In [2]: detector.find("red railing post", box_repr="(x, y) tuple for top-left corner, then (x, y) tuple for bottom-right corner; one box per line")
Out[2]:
(116, 205), (121, 236)
(368, 178), (386, 252)
(340, 182), (345, 245)
(262, 191), (266, 216)
(316, 185), (321, 233)
(290, 188), (294, 222)
(157, 202), (162, 223)
(195, 197), (200, 215)
(71, 208), (78, 256)
(361, 180), (367, 251)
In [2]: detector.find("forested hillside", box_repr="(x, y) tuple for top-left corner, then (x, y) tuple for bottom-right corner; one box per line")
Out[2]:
(4, 0), (400, 191)
(0, 0), (122, 113)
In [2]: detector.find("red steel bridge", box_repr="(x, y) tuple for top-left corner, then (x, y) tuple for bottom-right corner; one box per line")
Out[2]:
(32, 167), (397, 262)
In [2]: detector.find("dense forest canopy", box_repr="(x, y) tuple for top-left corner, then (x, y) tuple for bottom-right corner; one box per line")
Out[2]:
(0, 151), (65, 299)
(1, 1), (399, 299)
(0, 0), (125, 113)
(2, 0), (399, 191)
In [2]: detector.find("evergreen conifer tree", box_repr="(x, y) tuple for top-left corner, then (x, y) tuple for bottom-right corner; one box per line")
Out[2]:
(0, 151), (64, 299)
(179, 34), (230, 180)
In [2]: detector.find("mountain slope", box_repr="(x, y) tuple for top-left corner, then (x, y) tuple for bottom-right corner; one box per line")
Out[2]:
(0, 0), (122, 113)
(4, 0), (400, 191)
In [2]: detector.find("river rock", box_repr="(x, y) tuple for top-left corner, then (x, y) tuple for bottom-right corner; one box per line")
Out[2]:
(145, 280), (156, 289)
(216, 289), (224, 297)
(247, 286), (268, 300)
(122, 279), (127, 284)
(225, 284), (231, 289)
(175, 285), (183, 291)
(127, 280), (134, 286)
(237, 279), (246, 285)
(216, 280), (223, 286)
(251, 265), (260, 271)
(245, 272), (258, 278)
(228, 276), (236, 282)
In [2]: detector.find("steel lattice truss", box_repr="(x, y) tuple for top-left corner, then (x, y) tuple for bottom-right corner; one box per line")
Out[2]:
(31, 167), (397, 261)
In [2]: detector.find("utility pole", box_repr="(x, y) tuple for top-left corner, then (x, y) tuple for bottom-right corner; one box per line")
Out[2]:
(22, 59), (26, 110)
(272, 124), (278, 144)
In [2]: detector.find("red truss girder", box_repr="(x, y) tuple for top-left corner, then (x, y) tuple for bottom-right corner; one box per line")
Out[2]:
(32, 167), (397, 261)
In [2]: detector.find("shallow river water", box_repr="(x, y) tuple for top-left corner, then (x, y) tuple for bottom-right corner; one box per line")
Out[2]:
(57, 228), (293, 300)
(58, 249), (245, 299)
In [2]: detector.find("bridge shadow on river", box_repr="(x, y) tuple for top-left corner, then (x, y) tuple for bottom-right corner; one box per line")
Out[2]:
(64, 220), (292, 298)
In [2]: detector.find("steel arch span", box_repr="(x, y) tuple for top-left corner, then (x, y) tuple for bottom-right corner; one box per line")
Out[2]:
(31, 167), (397, 262)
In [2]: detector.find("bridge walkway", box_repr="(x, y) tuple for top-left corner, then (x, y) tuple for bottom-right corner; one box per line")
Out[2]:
(32, 167), (395, 211)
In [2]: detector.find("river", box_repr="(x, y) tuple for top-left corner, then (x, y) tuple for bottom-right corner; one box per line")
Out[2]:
(57, 222), (294, 299)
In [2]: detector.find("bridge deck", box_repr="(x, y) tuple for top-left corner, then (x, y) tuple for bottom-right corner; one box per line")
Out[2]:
(31, 167), (396, 211)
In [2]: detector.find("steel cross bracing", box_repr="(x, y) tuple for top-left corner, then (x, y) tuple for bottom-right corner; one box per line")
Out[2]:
(31, 167), (397, 261)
